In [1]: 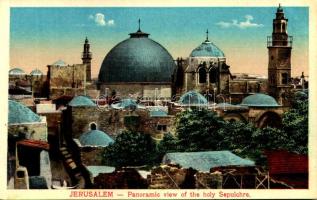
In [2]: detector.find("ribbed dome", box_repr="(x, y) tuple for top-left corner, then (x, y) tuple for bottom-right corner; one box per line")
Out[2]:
(68, 96), (96, 107)
(98, 29), (176, 83)
(9, 100), (41, 124)
(179, 90), (208, 105)
(190, 41), (225, 58)
(9, 68), (26, 75)
(240, 93), (280, 107)
(79, 129), (114, 147)
(30, 69), (43, 76)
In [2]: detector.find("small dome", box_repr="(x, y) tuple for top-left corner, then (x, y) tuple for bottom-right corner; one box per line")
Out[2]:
(52, 60), (67, 67)
(30, 69), (43, 76)
(98, 29), (176, 83)
(150, 108), (168, 117)
(190, 41), (225, 58)
(179, 90), (208, 105)
(79, 129), (114, 147)
(9, 100), (41, 124)
(240, 93), (280, 107)
(111, 98), (145, 110)
(9, 68), (26, 75)
(68, 96), (96, 107)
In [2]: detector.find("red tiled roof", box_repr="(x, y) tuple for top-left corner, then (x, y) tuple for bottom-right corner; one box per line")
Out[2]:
(17, 139), (50, 150)
(264, 150), (308, 174)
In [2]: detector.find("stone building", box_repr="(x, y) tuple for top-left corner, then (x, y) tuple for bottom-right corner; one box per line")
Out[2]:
(175, 32), (268, 104)
(7, 100), (52, 189)
(267, 4), (293, 106)
(178, 30), (231, 95)
(98, 22), (176, 99)
(62, 96), (175, 141)
(47, 60), (86, 99)
(216, 93), (286, 128)
(73, 123), (114, 166)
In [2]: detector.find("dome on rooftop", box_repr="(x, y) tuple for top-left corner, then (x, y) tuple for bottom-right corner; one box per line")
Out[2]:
(190, 37), (225, 58)
(68, 96), (96, 107)
(79, 129), (114, 147)
(111, 98), (145, 110)
(30, 69), (43, 76)
(240, 93), (280, 107)
(98, 28), (176, 83)
(179, 90), (208, 105)
(9, 100), (41, 124)
(9, 68), (26, 76)
(52, 60), (67, 67)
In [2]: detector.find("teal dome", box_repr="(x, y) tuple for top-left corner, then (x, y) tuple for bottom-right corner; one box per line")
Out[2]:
(68, 96), (96, 107)
(30, 69), (43, 76)
(150, 108), (168, 117)
(190, 41), (225, 57)
(79, 129), (114, 147)
(179, 90), (208, 105)
(9, 100), (41, 124)
(98, 29), (176, 83)
(240, 93), (280, 107)
(111, 98), (144, 110)
(9, 68), (25, 75)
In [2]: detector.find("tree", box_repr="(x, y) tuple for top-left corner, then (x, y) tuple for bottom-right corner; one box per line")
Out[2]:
(175, 108), (225, 151)
(157, 133), (179, 161)
(281, 92), (308, 154)
(217, 121), (257, 157)
(103, 130), (157, 168)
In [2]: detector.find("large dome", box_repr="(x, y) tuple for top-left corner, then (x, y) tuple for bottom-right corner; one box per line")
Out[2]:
(98, 29), (176, 83)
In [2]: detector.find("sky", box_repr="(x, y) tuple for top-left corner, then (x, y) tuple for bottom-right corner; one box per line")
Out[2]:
(10, 7), (308, 78)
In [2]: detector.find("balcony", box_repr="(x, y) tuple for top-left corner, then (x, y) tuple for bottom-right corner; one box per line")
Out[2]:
(267, 36), (293, 47)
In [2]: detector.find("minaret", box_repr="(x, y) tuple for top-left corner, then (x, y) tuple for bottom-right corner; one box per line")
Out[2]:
(82, 37), (92, 82)
(267, 4), (292, 106)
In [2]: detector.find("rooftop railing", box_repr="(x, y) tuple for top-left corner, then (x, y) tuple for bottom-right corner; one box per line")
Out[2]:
(267, 36), (293, 47)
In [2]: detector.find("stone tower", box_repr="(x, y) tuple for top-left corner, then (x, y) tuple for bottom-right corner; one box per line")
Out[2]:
(82, 37), (92, 82)
(267, 4), (292, 106)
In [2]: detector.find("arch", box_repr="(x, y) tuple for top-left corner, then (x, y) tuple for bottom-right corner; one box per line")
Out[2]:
(223, 113), (247, 123)
(89, 122), (97, 130)
(209, 67), (218, 84)
(198, 67), (206, 83)
(257, 111), (282, 128)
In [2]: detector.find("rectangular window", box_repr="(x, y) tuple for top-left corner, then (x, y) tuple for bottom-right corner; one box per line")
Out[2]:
(282, 73), (288, 84)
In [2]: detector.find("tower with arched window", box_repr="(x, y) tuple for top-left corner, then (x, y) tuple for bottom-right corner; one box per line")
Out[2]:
(267, 4), (292, 105)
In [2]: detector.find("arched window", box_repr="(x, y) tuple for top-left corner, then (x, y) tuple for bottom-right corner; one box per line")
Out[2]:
(198, 67), (206, 83)
(89, 122), (97, 130)
(209, 68), (218, 83)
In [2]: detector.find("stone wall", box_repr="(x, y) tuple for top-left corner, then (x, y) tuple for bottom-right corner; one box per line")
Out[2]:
(80, 147), (105, 166)
(69, 107), (176, 139)
(99, 83), (172, 99)
(195, 171), (223, 189)
(48, 64), (86, 99)
(8, 120), (48, 142)
(39, 112), (62, 136)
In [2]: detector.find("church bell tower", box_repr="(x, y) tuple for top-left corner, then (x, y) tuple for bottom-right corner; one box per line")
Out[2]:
(82, 37), (92, 82)
(267, 4), (292, 106)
